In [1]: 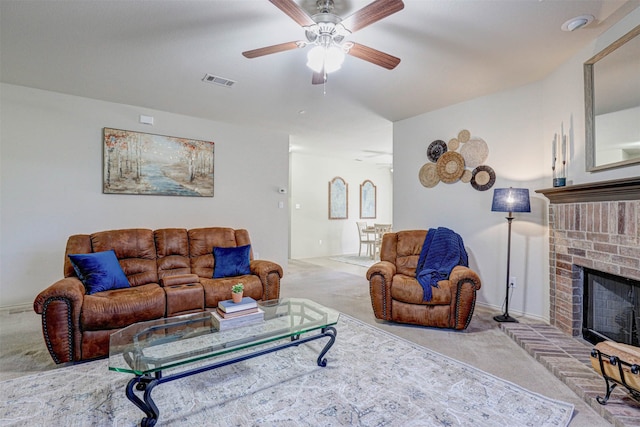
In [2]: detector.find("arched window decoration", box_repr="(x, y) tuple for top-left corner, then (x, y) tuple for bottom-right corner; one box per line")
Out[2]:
(328, 177), (348, 219)
(360, 180), (376, 219)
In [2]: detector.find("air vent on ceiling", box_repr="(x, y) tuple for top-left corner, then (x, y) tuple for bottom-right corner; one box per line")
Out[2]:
(202, 73), (236, 87)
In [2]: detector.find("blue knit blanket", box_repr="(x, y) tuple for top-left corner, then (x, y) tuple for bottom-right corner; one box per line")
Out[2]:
(416, 227), (469, 302)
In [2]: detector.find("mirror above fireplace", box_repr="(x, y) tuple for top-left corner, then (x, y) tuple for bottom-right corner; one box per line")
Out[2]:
(584, 24), (640, 172)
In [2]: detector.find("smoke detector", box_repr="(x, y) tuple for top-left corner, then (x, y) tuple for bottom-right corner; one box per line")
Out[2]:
(561, 15), (594, 32)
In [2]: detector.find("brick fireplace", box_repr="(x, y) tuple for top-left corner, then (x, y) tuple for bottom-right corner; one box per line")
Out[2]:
(537, 177), (640, 338)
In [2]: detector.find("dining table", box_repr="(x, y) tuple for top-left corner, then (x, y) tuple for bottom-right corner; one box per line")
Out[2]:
(363, 224), (392, 260)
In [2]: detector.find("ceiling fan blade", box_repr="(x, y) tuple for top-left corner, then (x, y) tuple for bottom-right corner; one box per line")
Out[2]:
(340, 0), (404, 33)
(347, 42), (400, 70)
(312, 71), (326, 85)
(242, 41), (301, 58)
(269, 0), (316, 27)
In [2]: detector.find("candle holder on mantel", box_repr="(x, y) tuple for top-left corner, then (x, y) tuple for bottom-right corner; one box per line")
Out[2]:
(551, 125), (568, 187)
(553, 161), (566, 187)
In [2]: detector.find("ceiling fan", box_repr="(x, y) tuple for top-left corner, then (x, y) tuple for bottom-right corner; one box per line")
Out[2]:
(242, 0), (404, 84)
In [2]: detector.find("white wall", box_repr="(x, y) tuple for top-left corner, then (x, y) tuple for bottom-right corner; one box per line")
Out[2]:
(2, 9), (637, 312)
(393, 9), (640, 321)
(0, 84), (290, 307)
(393, 84), (548, 319)
(290, 152), (393, 258)
(542, 7), (640, 185)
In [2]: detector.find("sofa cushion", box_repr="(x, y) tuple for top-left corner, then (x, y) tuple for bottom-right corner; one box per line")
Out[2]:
(81, 283), (165, 330)
(91, 229), (158, 286)
(68, 250), (130, 295)
(391, 275), (452, 305)
(386, 230), (427, 277)
(189, 227), (240, 278)
(213, 245), (251, 278)
(64, 234), (92, 278)
(201, 275), (263, 309)
(154, 228), (191, 279)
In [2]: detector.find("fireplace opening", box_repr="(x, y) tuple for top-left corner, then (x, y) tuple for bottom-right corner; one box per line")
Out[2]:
(582, 267), (640, 346)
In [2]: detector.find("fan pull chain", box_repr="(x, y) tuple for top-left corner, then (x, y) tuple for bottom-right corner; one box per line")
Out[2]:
(323, 71), (327, 95)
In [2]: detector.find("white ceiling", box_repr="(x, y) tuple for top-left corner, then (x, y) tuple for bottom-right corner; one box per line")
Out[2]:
(1, 0), (638, 166)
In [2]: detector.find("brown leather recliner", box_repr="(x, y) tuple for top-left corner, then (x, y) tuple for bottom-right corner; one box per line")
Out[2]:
(33, 227), (283, 364)
(366, 230), (481, 330)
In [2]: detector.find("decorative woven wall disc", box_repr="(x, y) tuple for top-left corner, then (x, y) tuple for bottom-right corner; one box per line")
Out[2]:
(460, 169), (472, 183)
(419, 163), (439, 187)
(460, 137), (488, 168)
(436, 151), (465, 183)
(470, 165), (496, 191)
(427, 140), (447, 162)
(458, 129), (471, 143)
(448, 138), (460, 151)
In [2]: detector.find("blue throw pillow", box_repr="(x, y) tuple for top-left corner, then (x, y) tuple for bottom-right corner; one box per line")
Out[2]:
(213, 245), (251, 278)
(68, 250), (130, 295)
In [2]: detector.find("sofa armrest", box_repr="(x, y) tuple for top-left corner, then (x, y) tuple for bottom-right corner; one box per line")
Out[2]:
(33, 277), (85, 314)
(250, 259), (283, 278)
(448, 265), (481, 292)
(367, 261), (396, 320)
(366, 261), (396, 282)
(33, 277), (86, 364)
(250, 260), (283, 301)
(446, 265), (482, 330)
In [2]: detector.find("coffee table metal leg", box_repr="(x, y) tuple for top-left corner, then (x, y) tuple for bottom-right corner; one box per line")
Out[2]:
(124, 328), (338, 425)
(126, 375), (160, 427)
(317, 326), (337, 367)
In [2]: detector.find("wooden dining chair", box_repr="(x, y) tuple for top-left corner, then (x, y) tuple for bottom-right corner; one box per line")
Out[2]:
(356, 222), (374, 257)
(373, 223), (392, 259)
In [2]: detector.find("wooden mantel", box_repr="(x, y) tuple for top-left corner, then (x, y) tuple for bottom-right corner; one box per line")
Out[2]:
(535, 177), (640, 204)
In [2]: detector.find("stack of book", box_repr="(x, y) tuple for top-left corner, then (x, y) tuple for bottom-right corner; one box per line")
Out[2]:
(210, 297), (264, 330)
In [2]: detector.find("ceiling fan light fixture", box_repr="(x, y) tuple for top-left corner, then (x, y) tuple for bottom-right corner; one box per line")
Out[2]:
(306, 45), (345, 73)
(243, 0), (405, 84)
(325, 45), (345, 72)
(306, 46), (325, 72)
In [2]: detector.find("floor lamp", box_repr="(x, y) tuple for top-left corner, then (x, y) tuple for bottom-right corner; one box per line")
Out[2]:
(491, 187), (531, 323)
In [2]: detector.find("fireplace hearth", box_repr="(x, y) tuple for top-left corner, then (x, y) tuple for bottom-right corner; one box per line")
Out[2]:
(583, 267), (640, 346)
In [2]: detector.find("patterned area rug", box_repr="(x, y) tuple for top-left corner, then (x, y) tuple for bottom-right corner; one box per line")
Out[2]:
(329, 255), (376, 268)
(0, 315), (573, 426)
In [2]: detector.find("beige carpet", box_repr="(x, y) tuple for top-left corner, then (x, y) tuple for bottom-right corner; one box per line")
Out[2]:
(0, 258), (612, 426)
(0, 314), (574, 426)
(329, 255), (376, 268)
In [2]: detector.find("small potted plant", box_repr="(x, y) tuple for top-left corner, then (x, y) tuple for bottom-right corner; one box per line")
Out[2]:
(231, 283), (244, 303)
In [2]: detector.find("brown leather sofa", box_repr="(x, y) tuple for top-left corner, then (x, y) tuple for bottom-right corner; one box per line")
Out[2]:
(367, 230), (481, 330)
(33, 227), (283, 364)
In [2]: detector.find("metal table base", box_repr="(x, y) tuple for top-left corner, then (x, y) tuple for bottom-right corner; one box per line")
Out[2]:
(125, 326), (337, 427)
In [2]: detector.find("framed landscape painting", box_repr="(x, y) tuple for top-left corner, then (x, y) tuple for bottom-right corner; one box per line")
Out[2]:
(103, 128), (214, 197)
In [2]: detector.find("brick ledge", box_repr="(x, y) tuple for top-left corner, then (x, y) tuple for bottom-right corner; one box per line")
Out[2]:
(500, 322), (640, 427)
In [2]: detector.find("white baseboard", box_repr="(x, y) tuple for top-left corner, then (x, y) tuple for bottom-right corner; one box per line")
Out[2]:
(475, 301), (550, 324)
(0, 302), (33, 315)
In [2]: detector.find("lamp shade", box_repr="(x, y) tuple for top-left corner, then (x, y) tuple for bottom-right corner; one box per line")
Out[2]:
(491, 188), (531, 213)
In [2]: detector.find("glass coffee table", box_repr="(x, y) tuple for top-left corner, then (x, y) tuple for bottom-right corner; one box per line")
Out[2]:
(109, 298), (339, 427)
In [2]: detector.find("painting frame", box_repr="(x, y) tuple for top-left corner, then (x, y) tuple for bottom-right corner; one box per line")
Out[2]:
(103, 127), (214, 197)
(360, 180), (377, 219)
(328, 176), (348, 219)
